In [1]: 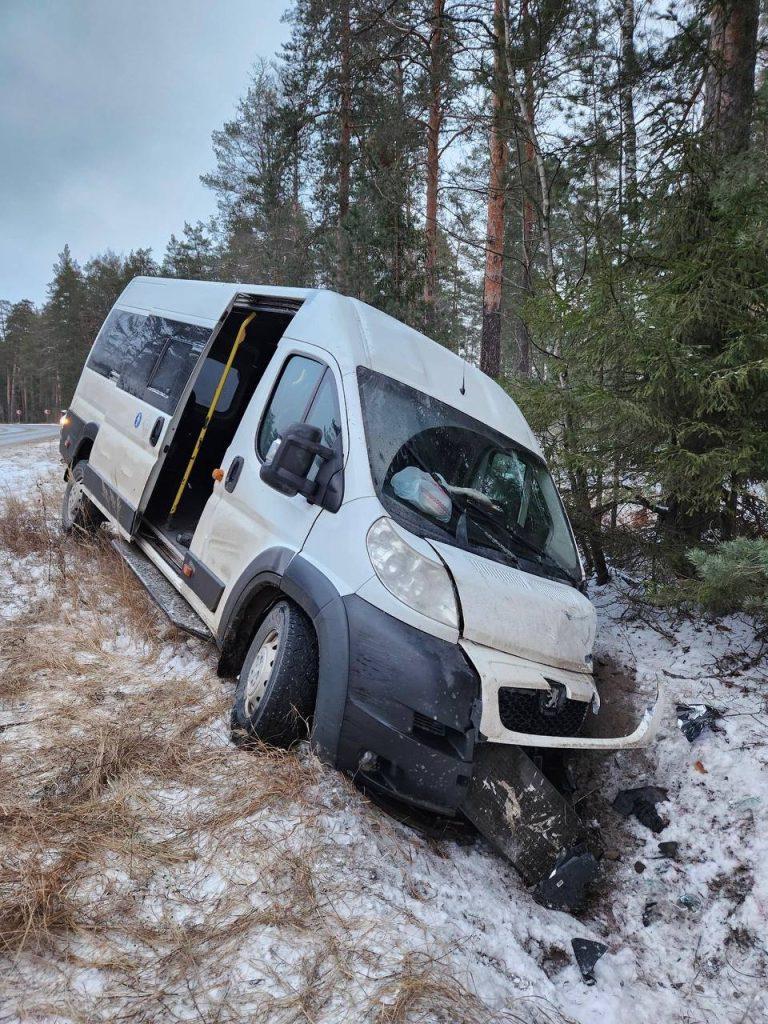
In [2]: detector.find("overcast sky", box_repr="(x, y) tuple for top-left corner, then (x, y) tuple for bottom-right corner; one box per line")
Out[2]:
(0, 0), (290, 305)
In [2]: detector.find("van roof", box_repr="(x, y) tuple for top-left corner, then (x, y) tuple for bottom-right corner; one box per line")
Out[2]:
(118, 277), (542, 457)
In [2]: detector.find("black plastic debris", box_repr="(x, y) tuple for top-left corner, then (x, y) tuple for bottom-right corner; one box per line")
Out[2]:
(462, 745), (601, 914)
(534, 847), (600, 913)
(676, 703), (722, 742)
(658, 840), (679, 859)
(612, 785), (669, 833)
(571, 938), (608, 984)
(642, 900), (661, 926)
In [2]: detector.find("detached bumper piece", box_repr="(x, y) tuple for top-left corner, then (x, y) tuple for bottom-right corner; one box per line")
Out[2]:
(461, 743), (600, 912)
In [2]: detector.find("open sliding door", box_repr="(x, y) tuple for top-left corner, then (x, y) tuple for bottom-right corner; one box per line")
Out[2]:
(84, 297), (237, 537)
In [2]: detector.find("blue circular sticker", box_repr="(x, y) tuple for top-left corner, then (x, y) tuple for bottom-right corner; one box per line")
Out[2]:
(134, 411), (143, 428)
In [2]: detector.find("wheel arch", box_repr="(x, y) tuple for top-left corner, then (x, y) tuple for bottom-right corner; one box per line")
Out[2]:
(217, 548), (350, 766)
(60, 412), (99, 473)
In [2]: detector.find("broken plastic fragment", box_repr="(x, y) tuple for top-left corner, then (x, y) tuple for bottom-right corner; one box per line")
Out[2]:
(658, 840), (679, 859)
(642, 900), (662, 926)
(676, 703), (722, 743)
(571, 938), (607, 984)
(612, 785), (669, 833)
(534, 848), (600, 913)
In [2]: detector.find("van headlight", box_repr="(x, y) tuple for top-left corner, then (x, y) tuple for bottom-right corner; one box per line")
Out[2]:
(366, 517), (458, 629)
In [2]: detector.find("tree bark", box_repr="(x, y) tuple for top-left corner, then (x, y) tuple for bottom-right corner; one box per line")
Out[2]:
(619, 0), (638, 228)
(481, 0), (508, 379)
(423, 0), (445, 328)
(338, 0), (352, 291)
(704, 0), (760, 157)
(514, 0), (535, 378)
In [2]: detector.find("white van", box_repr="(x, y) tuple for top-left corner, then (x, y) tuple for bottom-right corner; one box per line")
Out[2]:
(60, 277), (661, 821)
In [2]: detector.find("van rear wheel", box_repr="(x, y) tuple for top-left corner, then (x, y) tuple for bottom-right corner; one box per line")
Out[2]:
(62, 461), (104, 535)
(231, 599), (318, 748)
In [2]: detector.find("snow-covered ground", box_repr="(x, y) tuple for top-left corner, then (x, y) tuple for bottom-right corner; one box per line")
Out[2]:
(1, 440), (766, 1024)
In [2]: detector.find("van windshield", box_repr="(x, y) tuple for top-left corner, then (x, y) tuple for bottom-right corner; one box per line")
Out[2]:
(357, 367), (581, 584)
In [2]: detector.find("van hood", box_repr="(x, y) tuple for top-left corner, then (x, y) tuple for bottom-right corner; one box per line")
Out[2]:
(428, 541), (596, 674)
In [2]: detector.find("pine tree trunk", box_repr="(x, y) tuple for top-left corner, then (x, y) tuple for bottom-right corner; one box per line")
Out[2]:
(514, 4), (534, 378)
(423, 0), (444, 328)
(481, 0), (507, 379)
(704, 0), (760, 157)
(620, 0), (638, 227)
(338, 0), (352, 291)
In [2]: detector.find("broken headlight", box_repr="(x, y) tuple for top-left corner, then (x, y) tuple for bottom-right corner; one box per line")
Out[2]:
(366, 517), (458, 629)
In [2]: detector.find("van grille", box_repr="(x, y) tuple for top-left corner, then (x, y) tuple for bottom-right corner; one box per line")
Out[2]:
(498, 686), (589, 738)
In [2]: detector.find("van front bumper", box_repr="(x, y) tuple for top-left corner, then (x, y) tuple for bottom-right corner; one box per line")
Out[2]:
(460, 639), (665, 752)
(328, 596), (662, 816)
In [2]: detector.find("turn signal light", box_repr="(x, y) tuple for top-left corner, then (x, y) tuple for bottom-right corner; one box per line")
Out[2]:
(212, 467), (224, 482)
(182, 563), (194, 578)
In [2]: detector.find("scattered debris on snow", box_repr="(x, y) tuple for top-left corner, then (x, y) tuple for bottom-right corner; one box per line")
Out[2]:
(676, 702), (724, 742)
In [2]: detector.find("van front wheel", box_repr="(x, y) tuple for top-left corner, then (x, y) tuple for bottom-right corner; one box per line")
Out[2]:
(231, 600), (318, 748)
(62, 461), (104, 535)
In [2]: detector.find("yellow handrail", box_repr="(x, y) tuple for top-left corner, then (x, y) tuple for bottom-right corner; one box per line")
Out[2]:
(169, 311), (257, 517)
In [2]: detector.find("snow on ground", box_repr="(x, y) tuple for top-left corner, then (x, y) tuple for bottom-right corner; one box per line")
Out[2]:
(0, 441), (766, 1024)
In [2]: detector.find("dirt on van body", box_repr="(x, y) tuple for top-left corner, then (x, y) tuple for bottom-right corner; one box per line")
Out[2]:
(0, 439), (766, 1024)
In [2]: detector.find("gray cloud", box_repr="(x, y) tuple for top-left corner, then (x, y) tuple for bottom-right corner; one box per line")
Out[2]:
(0, 0), (290, 303)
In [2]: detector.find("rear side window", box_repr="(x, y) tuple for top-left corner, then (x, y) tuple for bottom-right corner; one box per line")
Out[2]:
(144, 319), (211, 412)
(257, 355), (326, 458)
(87, 309), (152, 385)
(87, 308), (211, 413)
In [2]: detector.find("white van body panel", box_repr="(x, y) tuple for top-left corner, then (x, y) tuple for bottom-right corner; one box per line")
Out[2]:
(80, 366), (172, 524)
(284, 290), (543, 459)
(116, 277), (312, 324)
(299, 497), (461, 644)
(430, 541), (597, 674)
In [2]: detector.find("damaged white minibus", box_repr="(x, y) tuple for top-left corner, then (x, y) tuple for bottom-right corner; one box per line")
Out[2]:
(60, 278), (662, 905)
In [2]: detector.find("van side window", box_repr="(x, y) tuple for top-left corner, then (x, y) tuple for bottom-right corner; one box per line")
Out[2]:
(305, 372), (342, 448)
(145, 319), (211, 412)
(87, 309), (151, 383)
(304, 369), (342, 481)
(257, 355), (326, 458)
(87, 310), (211, 412)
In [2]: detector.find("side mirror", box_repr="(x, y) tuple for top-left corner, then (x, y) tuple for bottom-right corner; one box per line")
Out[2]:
(259, 422), (333, 501)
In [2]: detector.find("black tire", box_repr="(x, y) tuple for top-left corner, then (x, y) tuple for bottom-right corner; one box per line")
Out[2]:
(61, 460), (105, 535)
(231, 600), (318, 748)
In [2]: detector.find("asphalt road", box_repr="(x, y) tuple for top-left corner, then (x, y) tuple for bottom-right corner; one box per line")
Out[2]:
(0, 423), (59, 449)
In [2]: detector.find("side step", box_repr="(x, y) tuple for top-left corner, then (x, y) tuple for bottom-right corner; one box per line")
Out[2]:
(112, 538), (213, 641)
(462, 744), (600, 912)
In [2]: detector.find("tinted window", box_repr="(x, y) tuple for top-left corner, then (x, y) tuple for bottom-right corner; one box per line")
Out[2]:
(305, 371), (342, 480)
(87, 309), (152, 384)
(87, 309), (211, 413)
(192, 358), (240, 414)
(257, 355), (325, 458)
(145, 319), (211, 412)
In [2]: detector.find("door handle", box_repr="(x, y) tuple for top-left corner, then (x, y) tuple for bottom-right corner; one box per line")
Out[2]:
(149, 416), (165, 447)
(225, 456), (244, 492)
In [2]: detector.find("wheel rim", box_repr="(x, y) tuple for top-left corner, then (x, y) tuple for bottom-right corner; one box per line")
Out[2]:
(67, 479), (85, 522)
(244, 627), (280, 716)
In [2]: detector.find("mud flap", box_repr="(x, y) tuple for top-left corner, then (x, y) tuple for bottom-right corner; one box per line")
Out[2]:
(461, 744), (600, 912)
